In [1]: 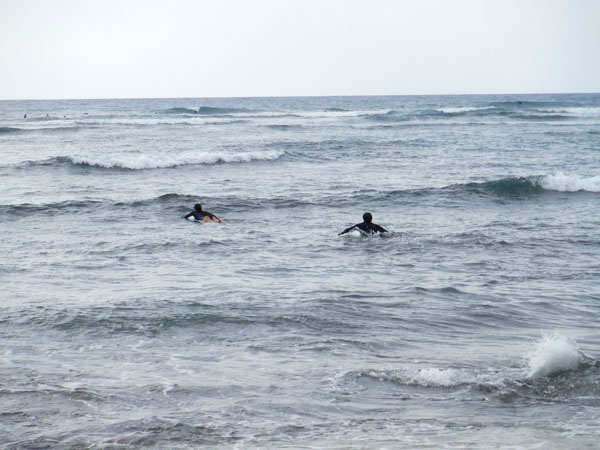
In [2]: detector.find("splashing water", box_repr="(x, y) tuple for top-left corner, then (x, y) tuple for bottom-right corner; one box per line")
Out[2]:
(527, 333), (583, 378)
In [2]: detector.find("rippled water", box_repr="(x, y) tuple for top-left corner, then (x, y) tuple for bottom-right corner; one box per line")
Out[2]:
(1, 94), (599, 448)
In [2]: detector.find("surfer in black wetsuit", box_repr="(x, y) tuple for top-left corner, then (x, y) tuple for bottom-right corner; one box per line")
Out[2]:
(338, 212), (388, 236)
(184, 203), (222, 222)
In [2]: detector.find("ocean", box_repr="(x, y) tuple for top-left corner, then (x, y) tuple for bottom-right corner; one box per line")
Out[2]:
(1, 93), (599, 449)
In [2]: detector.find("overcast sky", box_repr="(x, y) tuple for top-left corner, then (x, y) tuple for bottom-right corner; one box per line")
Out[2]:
(1, 0), (599, 100)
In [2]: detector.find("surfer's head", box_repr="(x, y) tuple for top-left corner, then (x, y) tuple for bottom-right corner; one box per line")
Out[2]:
(194, 203), (203, 212)
(363, 212), (373, 223)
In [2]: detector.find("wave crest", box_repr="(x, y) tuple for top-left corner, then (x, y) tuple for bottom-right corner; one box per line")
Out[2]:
(463, 177), (544, 196)
(161, 106), (253, 115)
(14, 151), (284, 171)
(435, 106), (496, 115)
(463, 174), (600, 196)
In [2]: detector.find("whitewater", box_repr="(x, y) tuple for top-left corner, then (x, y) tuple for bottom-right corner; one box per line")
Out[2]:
(1, 93), (599, 449)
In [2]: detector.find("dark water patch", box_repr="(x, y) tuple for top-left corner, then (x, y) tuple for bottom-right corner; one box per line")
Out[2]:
(439, 286), (464, 294)
(161, 107), (199, 114)
(490, 100), (560, 108)
(14, 156), (136, 172)
(502, 363), (600, 405)
(264, 124), (304, 130)
(197, 106), (252, 115)
(363, 106), (573, 123)
(1, 386), (110, 403)
(7, 302), (363, 337)
(156, 193), (310, 215)
(0, 126), (24, 134)
(323, 187), (438, 207)
(366, 110), (410, 123)
(0, 193), (314, 219)
(430, 231), (514, 249)
(458, 174), (600, 196)
(508, 113), (572, 121)
(461, 177), (545, 197)
(49, 310), (255, 336)
(323, 178), (550, 207)
(106, 418), (239, 447)
(0, 199), (104, 218)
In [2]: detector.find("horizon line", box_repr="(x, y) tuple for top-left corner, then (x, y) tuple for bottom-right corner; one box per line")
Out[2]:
(1, 91), (599, 102)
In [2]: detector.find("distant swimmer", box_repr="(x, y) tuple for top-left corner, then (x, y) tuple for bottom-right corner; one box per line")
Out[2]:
(338, 212), (389, 236)
(184, 203), (223, 223)
(24, 114), (27, 119)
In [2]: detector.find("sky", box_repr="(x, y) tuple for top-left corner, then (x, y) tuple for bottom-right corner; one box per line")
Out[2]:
(1, 0), (599, 100)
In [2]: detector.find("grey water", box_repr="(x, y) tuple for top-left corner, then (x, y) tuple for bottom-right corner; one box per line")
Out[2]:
(1, 94), (599, 449)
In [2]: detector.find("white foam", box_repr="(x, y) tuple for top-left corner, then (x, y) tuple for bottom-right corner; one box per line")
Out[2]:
(413, 367), (473, 387)
(544, 107), (600, 117)
(539, 172), (600, 193)
(436, 106), (495, 114)
(527, 332), (582, 378)
(246, 109), (392, 119)
(82, 117), (245, 126)
(293, 109), (392, 118)
(70, 150), (284, 170)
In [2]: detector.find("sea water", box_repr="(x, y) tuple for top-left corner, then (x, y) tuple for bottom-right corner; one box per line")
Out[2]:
(1, 94), (599, 449)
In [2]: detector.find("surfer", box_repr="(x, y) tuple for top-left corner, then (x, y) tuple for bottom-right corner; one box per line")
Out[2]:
(338, 212), (389, 236)
(184, 203), (223, 222)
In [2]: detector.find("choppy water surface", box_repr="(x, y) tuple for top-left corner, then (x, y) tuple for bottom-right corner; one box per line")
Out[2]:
(1, 94), (599, 449)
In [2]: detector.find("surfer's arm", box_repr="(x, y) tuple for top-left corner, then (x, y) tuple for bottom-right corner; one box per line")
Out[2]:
(375, 224), (389, 234)
(184, 212), (193, 219)
(338, 224), (358, 235)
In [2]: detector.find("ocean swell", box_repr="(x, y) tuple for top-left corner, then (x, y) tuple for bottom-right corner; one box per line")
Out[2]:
(0, 126), (23, 134)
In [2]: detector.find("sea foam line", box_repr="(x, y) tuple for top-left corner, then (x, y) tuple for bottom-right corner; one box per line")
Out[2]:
(69, 150), (284, 170)
(435, 106), (496, 114)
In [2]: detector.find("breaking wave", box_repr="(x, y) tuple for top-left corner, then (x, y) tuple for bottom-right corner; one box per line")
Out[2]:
(161, 106), (254, 115)
(527, 332), (585, 378)
(363, 103), (594, 123)
(329, 173), (600, 206)
(539, 172), (600, 192)
(462, 173), (600, 196)
(342, 334), (596, 404)
(14, 151), (285, 171)
(435, 106), (496, 115)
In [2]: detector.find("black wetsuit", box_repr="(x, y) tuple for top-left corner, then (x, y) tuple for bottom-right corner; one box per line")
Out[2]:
(339, 221), (388, 235)
(185, 211), (218, 221)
